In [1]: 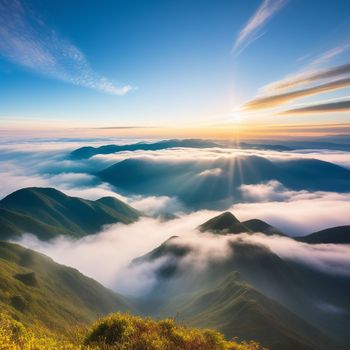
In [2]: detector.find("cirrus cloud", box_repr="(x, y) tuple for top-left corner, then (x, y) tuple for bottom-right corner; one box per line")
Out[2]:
(0, 0), (132, 96)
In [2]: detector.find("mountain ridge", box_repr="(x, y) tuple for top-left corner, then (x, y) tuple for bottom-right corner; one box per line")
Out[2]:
(0, 187), (140, 240)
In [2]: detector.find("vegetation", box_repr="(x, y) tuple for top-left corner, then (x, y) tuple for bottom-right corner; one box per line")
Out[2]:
(0, 311), (266, 350)
(0, 187), (140, 240)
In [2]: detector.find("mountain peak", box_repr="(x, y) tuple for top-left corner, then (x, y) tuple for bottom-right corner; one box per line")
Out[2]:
(198, 211), (249, 235)
(242, 219), (285, 236)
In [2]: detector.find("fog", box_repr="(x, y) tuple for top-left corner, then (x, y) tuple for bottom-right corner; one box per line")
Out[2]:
(16, 217), (350, 296)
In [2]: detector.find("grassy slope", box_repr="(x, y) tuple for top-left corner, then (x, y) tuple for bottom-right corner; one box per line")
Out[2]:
(0, 241), (131, 332)
(0, 187), (140, 240)
(164, 273), (328, 350)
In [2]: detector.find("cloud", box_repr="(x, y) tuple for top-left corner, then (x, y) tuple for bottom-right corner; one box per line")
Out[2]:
(231, 189), (350, 235)
(197, 168), (222, 177)
(184, 232), (350, 277)
(280, 98), (350, 115)
(127, 195), (184, 216)
(16, 216), (350, 297)
(233, 0), (287, 55)
(262, 62), (350, 93)
(243, 77), (350, 110)
(308, 44), (350, 68)
(15, 213), (210, 295)
(0, 0), (132, 95)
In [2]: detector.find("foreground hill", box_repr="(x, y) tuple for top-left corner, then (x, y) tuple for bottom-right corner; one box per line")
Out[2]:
(97, 156), (350, 209)
(0, 241), (130, 331)
(297, 225), (350, 244)
(0, 187), (140, 240)
(70, 139), (220, 159)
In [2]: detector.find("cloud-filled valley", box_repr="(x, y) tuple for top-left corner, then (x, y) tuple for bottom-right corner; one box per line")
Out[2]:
(1, 138), (350, 235)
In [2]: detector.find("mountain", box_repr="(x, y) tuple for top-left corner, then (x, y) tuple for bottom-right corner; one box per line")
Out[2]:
(130, 212), (350, 349)
(164, 273), (329, 350)
(238, 142), (292, 151)
(96, 155), (350, 209)
(242, 219), (285, 236)
(70, 139), (220, 159)
(0, 241), (131, 331)
(198, 212), (285, 236)
(297, 225), (350, 244)
(198, 212), (250, 234)
(0, 187), (140, 240)
(132, 238), (338, 350)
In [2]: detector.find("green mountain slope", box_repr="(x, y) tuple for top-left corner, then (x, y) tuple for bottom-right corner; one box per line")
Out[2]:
(0, 241), (131, 332)
(164, 273), (328, 350)
(0, 187), (140, 240)
(133, 238), (337, 350)
(297, 225), (350, 244)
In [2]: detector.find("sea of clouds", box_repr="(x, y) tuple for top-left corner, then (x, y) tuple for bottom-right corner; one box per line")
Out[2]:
(1, 137), (350, 294)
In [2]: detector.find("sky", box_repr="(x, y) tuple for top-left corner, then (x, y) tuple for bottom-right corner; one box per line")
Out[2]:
(1, 0), (350, 138)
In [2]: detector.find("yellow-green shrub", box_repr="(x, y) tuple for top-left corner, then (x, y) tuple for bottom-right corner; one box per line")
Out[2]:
(85, 312), (267, 350)
(0, 312), (267, 350)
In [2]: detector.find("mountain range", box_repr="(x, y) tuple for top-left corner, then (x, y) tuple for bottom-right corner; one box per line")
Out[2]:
(96, 155), (350, 209)
(131, 211), (350, 350)
(69, 138), (298, 159)
(70, 139), (220, 159)
(0, 187), (349, 349)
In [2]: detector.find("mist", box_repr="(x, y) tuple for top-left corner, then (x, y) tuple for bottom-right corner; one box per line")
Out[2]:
(15, 210), (350, 296)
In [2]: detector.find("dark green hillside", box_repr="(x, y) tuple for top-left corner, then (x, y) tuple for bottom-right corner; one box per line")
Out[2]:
(0, 241), (131, 331)
(0, 187), (140, 240)
(297, 225), (350, 244)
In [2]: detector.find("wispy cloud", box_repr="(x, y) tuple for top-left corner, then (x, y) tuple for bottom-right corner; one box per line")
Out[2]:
(0, 0), (132, 95)
(308, 44), (350, 68)
(280, 98), (350, 115)
(233, 0), (287, 56)
(243, 76), (350, 110)
(262, 47), (350, 93)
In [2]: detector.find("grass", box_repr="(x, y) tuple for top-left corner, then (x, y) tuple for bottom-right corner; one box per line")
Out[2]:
(0, 312), (267, 350)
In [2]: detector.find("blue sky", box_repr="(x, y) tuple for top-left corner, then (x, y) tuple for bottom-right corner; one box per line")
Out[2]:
(1, 0), (350, 136)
